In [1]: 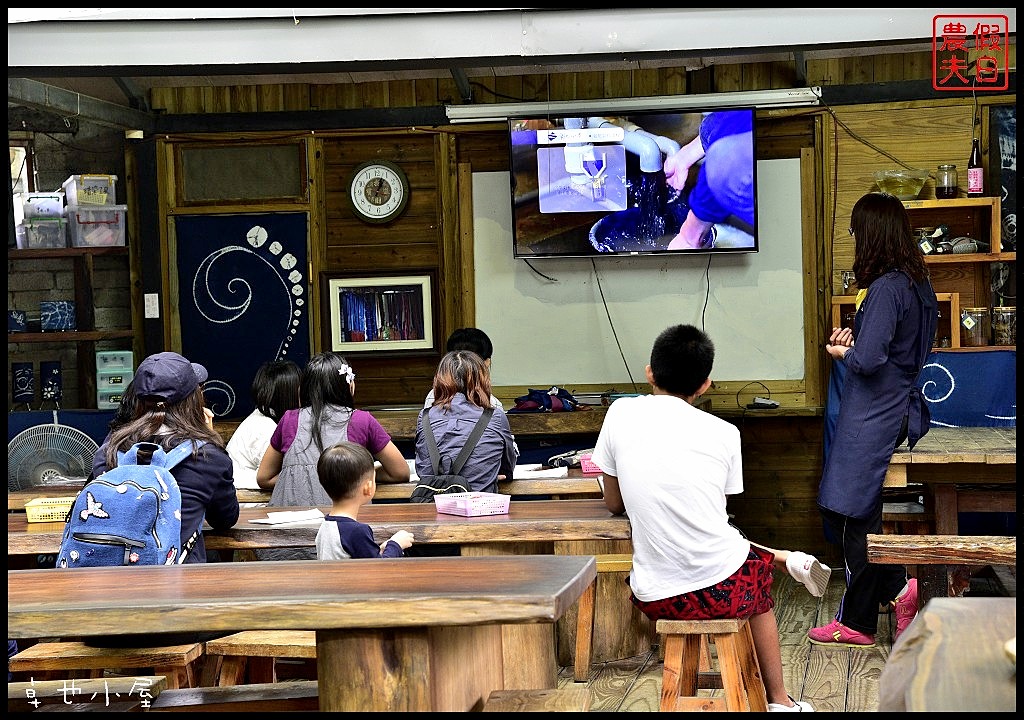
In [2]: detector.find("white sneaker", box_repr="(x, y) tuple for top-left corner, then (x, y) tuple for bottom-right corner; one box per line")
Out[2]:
(786, 551), (831, 597)
(768, 698), (815, 712)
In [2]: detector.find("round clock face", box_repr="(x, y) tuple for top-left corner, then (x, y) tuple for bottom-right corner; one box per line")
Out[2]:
(349, 161), (410, 224)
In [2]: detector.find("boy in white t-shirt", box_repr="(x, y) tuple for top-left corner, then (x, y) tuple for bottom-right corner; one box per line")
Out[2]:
(591, 324), (817, 713)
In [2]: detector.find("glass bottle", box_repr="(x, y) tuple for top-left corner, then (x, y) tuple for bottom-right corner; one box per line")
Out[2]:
(967, 138), (984, 197)
(936, 164), (958, 199)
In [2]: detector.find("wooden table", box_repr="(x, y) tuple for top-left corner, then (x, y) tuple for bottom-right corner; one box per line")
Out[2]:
(883, 426), (1016, 534)
(9, 499), (643, 665)
(8, 555), (596, 712)
(10, 473), (603, 509)
(878, 597), (1016, 712)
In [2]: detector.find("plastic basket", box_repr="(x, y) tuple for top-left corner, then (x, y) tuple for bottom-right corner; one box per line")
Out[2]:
(579, 455), (602, 475)
(24, 497), (77, 523)
(433, 492), (511, 517)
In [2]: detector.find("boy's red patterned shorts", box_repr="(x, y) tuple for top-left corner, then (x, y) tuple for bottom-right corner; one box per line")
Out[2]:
(629, 545), (775, 620)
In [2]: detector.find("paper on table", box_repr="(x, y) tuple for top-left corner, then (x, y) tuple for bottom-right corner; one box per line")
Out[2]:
(512, 464), (569, 479)
(250, 509), (325, 525)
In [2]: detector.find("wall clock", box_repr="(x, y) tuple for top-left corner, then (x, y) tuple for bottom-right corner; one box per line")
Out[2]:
(348, 160), (410, 224)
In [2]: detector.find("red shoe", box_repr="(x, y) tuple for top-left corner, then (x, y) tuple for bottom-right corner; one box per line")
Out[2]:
(892, 578), (918, 641)
(807, 619), (875, 647)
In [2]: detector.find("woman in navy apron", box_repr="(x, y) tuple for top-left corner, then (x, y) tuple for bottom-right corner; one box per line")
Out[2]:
(810, 192), (938, 648)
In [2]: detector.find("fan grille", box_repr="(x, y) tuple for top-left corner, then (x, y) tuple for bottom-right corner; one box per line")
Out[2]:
(8, 423), (100, 491)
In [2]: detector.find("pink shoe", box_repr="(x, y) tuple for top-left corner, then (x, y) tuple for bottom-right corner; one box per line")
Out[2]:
(892, 578), (918, 641)
(807, 619), (875, 647)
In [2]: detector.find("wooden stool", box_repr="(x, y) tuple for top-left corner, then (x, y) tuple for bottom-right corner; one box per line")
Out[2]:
(482, 686), (591, 712)
(8, 641), (204, 690)
(205, 630), (316, 686)
(656, 618), (768, 712)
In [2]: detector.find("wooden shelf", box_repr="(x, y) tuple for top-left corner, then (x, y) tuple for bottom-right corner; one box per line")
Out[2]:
(8, 246), (127, 259)
(925, 252), (1015, 264)
(8, 330), (134, 343)
(9, 245), (132, 408)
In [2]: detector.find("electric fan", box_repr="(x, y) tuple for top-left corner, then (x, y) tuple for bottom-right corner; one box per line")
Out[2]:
(7, 412), (100, 491)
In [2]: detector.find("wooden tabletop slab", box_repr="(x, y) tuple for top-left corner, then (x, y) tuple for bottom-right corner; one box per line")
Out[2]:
(8, 554), (597, 640)
(878, 596), (1015, 712)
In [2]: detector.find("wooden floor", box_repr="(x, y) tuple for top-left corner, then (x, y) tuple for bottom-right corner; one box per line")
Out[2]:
(555, 568), (1015, 712)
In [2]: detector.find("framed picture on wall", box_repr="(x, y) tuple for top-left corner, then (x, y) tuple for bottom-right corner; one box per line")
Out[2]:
(322, 272), (436, 353)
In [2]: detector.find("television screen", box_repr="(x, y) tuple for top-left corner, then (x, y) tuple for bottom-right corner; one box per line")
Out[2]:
(509, 107), (758, 258)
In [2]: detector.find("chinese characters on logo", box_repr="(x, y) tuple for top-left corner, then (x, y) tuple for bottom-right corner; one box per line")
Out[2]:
(20, 677), (156, 709)
(933, 15), (1010, 91)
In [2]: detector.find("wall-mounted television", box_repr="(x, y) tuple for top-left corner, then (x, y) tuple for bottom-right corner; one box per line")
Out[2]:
(509, 107), (758, 258)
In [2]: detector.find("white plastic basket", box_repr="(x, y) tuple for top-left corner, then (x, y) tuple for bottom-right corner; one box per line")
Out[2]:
(433, 492), (511, 517)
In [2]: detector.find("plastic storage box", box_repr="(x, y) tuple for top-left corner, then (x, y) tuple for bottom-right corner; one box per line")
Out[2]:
(96, 350), (134, 371)
(67, 204), (127, 247)
(21, 191), (65, 218)
(18, 217), (68, 248)
(579, 455), (602, 475)
(433, 492), (511, 517)
(97, 388), (128, 410)
(97, 369), (133, 390)
(61, 174), (118, 206)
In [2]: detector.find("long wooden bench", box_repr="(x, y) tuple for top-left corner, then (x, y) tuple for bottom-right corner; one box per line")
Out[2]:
(866, 534), (1016, 606)
(148, 679), (320, 712)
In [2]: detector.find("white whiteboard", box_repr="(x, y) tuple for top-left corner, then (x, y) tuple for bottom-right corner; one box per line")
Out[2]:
(473, 158), (804, 386)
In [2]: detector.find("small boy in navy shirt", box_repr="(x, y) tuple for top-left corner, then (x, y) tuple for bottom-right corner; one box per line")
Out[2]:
(315, 442), (414, 560)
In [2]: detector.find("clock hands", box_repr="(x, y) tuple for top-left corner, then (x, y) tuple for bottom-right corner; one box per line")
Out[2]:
(364, 177), (392, 205)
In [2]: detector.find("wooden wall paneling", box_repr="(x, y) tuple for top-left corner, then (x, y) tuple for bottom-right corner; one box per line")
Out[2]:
(357, 82), (388, 109)
(210, 86), (232, 114)
(872, 52), (905, 83)
(455, 128), (511, 174)
(494, 75), (525, 103)
(436, 133), (464, 338)
(549, 72), (576, 101)
(724, 416), (830, 561)
(714, 64), (743, 92)
(745, 61), (773, 91)
(257, 85), (284, 112)
(831, 103), (977, 277)
(414, 78), (439, 107)
(603, 69), (632, 99)
(521, 73), (549, 103)
(156, 139), (178, 349)
(575, 70), (603, 100)
(388, 80), (416, 108)
(309, 84), (331, 110)
(902, 51), (932, 80)
(437, 76), (460, 106)
(176, 86), (205, 114)
(800, 147), (826, 408)
(631, 68), (662, 97)
(844, 55), (874, 85)
(350, 356), (439, 408)
(662, 65), (688, 95)
(457, 161), (476, 327)
(336, 83), (360, 109)
(282, 84), (310, 111)
(231, 86), (259, 114)
(769, 60), (798, 89)
(307, 136), (326, 354)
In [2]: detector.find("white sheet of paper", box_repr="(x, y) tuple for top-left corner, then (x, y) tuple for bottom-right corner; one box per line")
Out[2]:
(250, 509), (325, 525)
(512, 465), (569, 479)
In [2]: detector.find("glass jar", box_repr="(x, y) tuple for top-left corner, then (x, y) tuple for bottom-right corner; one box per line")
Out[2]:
(936, 164), (958, 199)
(960, 307), (991, 347)
(991, 306), (1016, 346)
